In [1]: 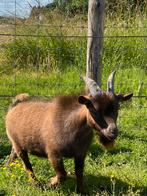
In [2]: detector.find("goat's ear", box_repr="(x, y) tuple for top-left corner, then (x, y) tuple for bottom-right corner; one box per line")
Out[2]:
(78, 96), (93, 108)
(117, 93), (133, 101)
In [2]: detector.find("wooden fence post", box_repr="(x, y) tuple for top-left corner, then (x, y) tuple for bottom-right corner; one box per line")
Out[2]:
(86, 0), (105, 87)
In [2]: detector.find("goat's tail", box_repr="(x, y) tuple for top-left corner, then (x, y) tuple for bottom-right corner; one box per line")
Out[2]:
(12, 93), (30, 107)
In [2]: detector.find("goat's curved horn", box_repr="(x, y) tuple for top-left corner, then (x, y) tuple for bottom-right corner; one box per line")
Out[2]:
(107, 71), (116, 93)
(82, 76), (102, 96)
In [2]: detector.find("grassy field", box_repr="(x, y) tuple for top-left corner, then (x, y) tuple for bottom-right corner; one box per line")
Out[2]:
(0, 9), (147, 196)
(0, 68), (146, 196)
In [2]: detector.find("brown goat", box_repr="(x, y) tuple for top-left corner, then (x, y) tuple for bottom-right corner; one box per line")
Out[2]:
(5, 71), (133, 194)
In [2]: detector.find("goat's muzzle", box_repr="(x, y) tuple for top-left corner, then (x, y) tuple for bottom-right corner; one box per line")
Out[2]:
(101, 125), (118, 141)
(98, 125), (118, 150)
(87, 103), (118, 142)
(90, 110), (118, 141)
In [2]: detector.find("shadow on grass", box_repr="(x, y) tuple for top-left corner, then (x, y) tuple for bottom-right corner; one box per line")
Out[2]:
(59, 174), (147, 195)
(89, 143), (104, 158)
(0, 140), (11, 161)
(89, 143), (132, 159)
(106, 146), (132, 155)
(0, 189), (6, 196)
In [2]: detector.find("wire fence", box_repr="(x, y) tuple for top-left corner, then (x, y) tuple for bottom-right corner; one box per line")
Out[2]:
(0, 0), (146, 135)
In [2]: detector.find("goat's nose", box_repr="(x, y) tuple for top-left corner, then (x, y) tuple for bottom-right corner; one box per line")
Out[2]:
(110, 127), (118, 133)
(108, 125), (118, 138)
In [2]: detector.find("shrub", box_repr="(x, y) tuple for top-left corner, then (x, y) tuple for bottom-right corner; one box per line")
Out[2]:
(49, 0), (146, 17)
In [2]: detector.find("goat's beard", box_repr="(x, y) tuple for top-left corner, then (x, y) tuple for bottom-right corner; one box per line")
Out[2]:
(99, 129), (116, 150)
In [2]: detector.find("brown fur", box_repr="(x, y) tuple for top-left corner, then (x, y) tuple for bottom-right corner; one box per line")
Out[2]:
(6, 91), (133, 194)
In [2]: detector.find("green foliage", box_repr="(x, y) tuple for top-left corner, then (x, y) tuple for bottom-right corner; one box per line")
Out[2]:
(62, 0), (88, 15)
(6, 35), (76, 71)
(52, 0), (88, 15)
(106, 0), (147, 16)
(50, 0), (147, 17)
(4, 20), (147, 73)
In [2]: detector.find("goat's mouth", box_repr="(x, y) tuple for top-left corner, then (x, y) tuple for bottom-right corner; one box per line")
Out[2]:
(97, 126), (118, 150)
(99, 134), (115, 150)
(101, 128), (118, 141)
(94, 123), (118, 150)
(95, 128), (118, 150)
(94, 123), (118, 141)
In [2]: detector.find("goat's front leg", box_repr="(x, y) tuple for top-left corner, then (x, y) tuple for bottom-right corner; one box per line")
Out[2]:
(48, 154), (67, 187)
(74, 155), (86, 194)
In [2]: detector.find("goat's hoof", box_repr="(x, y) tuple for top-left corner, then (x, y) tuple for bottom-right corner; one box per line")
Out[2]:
(28, 178), (44, 189)
(48, 176), (60, 188)
(35, 181), (44, 189)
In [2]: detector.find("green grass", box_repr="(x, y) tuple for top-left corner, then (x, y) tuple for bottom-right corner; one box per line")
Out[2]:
(0, 9), (147, 196)
(0, 67), (146, 195)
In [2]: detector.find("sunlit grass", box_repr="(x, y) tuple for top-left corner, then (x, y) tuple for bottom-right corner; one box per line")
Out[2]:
(0, 66), (146, 195)
(0, 10), (147, 196)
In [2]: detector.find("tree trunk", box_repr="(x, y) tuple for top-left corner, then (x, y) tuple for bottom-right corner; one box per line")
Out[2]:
(86, 0), (105, 87)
